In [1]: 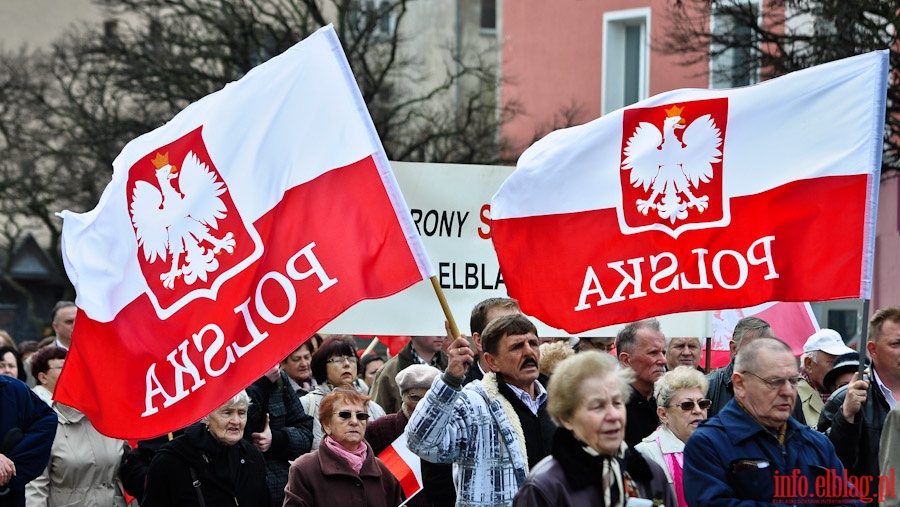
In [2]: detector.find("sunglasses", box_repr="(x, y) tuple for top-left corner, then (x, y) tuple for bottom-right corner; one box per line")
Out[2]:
(671, 399), (712, 411)
(337, 411), (370, 421)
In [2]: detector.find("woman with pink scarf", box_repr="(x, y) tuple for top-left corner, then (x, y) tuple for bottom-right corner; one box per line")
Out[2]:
(283, 389), (404, 507)
(635, 366), (710, 507)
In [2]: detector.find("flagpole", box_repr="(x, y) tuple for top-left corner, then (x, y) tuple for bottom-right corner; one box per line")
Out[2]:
(859, 299), (870, 379)
(430, 276), (460, 338)
(362, 336), (381, 355)
(704, 336), (712, 374)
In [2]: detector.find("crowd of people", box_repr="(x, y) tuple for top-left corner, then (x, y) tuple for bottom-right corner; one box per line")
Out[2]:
(2, 298), (900, 507)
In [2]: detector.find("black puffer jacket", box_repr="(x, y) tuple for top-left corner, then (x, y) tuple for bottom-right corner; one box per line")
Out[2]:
(817, 369), (891, 481)
(141, 423), (269, 507)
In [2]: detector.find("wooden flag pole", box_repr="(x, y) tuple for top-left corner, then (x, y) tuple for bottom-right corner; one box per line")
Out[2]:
(430, 276), (460, 338)
(362, 336), (381, 355)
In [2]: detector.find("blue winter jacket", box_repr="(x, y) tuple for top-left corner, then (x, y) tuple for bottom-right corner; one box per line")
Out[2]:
(684, 398), (864, 507)
(0, 375), (56, 507)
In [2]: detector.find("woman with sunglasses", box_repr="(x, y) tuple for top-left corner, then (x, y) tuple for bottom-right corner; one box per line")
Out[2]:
(300, 337), (385, 449)
(284, 389), (404, 507)
(635, 366), (710, 507)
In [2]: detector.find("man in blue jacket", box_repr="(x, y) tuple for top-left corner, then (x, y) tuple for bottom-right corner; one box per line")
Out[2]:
(0, 375), (56, 507)
(684, 337), (863, 507)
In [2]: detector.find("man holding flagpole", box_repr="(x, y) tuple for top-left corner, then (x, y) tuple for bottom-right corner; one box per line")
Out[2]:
(819, 306), (900, 492)
(406, 313), (554, 506)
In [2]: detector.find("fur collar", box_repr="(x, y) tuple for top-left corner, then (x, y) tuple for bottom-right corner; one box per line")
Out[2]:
(482, 371), (529, 473)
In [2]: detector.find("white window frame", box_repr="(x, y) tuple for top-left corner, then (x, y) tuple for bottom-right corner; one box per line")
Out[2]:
(602, 7), (651, 115)
(709, 0), (761, 89)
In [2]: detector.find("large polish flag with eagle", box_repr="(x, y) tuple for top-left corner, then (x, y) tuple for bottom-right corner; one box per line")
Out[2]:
(55, 25), (434, 439)
(492, 51), (889, 334)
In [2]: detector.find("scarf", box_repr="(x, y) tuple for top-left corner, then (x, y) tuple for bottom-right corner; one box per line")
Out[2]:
(801, 369), (829, 402)
(583, 441), (628, 507)
(323, 435), (368, 474)
(662, 448), (686, 507)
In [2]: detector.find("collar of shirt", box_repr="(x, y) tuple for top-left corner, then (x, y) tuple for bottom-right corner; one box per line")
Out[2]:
(410, 345), (441, 368)
(506, 380), (548, 415)
(54, 339), (69, 351)
(873, 367), (897, 409)
(800, 369), (829, 402)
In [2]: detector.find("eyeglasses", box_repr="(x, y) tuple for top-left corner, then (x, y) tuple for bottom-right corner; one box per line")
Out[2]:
(741, 371), (803, 390)
(670, 399), (712, 411)
(326, 355), (355, 365)
(337, 411), (370, 421)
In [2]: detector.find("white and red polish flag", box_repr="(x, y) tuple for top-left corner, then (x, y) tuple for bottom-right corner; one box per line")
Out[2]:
(54, 25), (434, 439)
(491, 51), (889, 334)
(704, 302), (820, 369)
(378, 433), (423, 502)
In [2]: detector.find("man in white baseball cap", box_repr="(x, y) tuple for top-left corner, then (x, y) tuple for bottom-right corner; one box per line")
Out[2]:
(797, 329), (854, 425)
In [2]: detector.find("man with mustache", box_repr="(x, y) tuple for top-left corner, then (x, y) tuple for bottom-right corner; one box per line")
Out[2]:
(617, 318), (668, 447)
(406, 313), (554, 506)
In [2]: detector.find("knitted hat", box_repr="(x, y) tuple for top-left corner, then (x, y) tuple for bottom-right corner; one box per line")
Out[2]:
(395, 364), (441, 394)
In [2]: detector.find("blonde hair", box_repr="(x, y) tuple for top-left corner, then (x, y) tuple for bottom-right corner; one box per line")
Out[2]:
(539, 341), (574, 376)
(547, 351), (634, 425)
(654, 366), (709, 408)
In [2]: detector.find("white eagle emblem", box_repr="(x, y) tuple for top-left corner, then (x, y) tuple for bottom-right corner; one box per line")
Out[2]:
(130, 151), (237, 289)
(621, 105), (723, 224)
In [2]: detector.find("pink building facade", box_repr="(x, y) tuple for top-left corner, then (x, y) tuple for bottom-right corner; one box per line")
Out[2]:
(499, 0), (899, 335)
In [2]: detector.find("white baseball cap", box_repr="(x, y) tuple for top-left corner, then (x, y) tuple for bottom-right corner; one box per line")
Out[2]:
(803, 329), (854, 356)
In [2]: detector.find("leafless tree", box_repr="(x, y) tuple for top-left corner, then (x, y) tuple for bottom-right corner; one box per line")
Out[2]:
(0, 0), (514, 319)
(659, 0), (899, 175)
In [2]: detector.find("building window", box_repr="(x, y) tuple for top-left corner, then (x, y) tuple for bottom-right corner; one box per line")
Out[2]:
(350, 0), (397, 38)
(710, 0), (760, 88)
(481, 0), (497, 32)
(603, 8), (650, 114)
(103, 19), (118, 41)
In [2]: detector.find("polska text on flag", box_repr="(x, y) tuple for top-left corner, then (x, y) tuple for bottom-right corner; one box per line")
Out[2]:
(491, 51), (889, 333)
(55, 25), (434, 439)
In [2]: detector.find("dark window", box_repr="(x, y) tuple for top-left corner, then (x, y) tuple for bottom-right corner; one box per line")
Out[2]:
(481, 0), (496, 31)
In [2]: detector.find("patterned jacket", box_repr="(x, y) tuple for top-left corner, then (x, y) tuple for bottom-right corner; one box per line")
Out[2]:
(406, 371), (534, 507)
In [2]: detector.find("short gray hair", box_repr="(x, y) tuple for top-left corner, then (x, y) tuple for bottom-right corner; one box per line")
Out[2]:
(735, 337), (792, 373)
(616, 318), (660, 356)
(219, 390), (251, 410)
(732, 317), (772, 351)
(655, 366), (709, 408)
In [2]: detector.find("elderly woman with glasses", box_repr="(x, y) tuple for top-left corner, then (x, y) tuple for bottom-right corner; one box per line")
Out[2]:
(300, 337), (385, 449)
(513, 351), (675, 507)
(284, 389), (404, 507)
(635, 366), (710, 507)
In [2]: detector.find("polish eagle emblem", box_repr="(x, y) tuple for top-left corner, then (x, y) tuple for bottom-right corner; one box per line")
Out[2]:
(621, 105), (723, 224)
(129, 151), (237, 290)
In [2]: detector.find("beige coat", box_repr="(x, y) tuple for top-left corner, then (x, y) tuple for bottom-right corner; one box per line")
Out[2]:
(796, 379), (824, 427)
(25, 402), (127, 507)
(635, 425), (684, 486)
